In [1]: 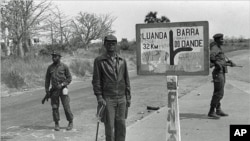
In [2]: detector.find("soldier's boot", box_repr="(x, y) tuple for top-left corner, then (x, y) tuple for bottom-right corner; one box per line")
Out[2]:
(208, 107), (220, 119)
(54, 122), (60, 131)
(216, 105), (229, 116)
(66, 121), (73, 131)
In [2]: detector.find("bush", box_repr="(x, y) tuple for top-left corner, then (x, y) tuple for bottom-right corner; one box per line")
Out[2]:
(128, 41), (137, 52)
(1, 54), (50, 89)
(39, 43), (74, 56)
(69, 59), (93, 77)
(120, 38), (129, 50)
(2, 70), (26, 89)
(39, 48), (50, 56)
(222, 40), (250, 52)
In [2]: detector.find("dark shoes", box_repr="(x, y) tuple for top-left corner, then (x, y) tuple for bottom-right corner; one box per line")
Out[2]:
(66, 122), (73, 131)
(54, 121), (73, 131)
(54, 122), (60, 131)
(208, 111), (220, 119)
(208, 106), (229, 119)
(208, 107), (220, 119)
(216, 110), (229, 116)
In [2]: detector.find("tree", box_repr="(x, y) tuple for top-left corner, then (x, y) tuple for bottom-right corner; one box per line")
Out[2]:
(1, 0), (51, 57)
(144, 11), (170, 24)
(238, 35), (245, 42)
(43, 5), (73, 50)
(49, 6), (71, 45)
(160, 16), (170, 23)
(120, 38), (129, 50)
(71, 12), (116, 49)
(144, 11), (158, 23)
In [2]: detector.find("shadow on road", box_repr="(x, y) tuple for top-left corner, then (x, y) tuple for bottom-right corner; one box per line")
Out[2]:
(180, 113), (208, 120)
(20, 125), (55, 130)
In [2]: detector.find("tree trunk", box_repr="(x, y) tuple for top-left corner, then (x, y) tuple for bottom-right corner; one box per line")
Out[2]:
(17, 41), (24, 57)
(6, 45), (11, 56)
(22, 39), (30, 55)
(22, 31), (31, 56)
(4, 38), (11, 56)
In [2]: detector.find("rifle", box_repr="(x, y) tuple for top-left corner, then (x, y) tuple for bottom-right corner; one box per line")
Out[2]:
(42, 92), (50, 104)
(210, 61), (243, 68)
(225, 55), (243, 68)
(95, 104), (105, 141)
(231, 65), (243, 67)
(225, 61), (243, 68)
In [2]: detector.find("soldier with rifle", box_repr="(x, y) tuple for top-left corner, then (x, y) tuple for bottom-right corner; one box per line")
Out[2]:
(208, 33), (240, 119)
(42, 51), (74, 131)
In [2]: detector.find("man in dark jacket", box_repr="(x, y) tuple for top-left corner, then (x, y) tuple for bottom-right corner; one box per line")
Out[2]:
(208, 33), (236, 119)
(92, 35), (131, 141)
(44, 51), (74, 131)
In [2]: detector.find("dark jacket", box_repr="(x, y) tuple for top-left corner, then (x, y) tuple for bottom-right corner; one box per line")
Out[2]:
(45, 62), (72, 92)
(210, 42), (228, 73)
(92, 53), (131, 100)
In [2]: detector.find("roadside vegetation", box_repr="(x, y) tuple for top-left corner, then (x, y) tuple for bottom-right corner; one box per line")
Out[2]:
(1, 40), (137, 95)
(0, 1), (249, 96)
(222, 39), (250, 52)
(1, 38), (248, 95)
(1, 53), (50, 93)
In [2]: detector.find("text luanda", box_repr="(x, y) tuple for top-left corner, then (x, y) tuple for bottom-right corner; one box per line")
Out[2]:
(141, 32), (168, 39)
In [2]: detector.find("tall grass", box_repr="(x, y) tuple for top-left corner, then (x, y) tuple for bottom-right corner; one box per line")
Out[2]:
(69, 59), (93, 77)
(1, 55), (51, 89)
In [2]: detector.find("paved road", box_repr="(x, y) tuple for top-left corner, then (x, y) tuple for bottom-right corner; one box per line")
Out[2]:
(126, 76), (250, 141)
(1, 79), (97, 140)
(1, 50), (249, 141)
(126, 50), (250, 141)
(1, 70), (154, 141)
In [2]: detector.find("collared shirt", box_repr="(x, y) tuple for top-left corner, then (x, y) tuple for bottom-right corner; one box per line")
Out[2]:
(45, 62), (72, 92)
(107, 54), (119, 77)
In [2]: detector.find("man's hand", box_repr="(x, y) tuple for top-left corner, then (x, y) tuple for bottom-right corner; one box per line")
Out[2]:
(230, 61), (236, 67)
(97, 96), (106, 106)
(56, 83), (63, 89)
(227, 60), (236, 67)
(126, 100), (131, 107)
(46, 91), (50, 101)
(42, 91), (50, 104)
(214, 62), (223, 70)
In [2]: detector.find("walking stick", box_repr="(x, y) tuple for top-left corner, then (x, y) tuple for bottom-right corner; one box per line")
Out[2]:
(95, 121), (100, 141)
(95, 104), (105, 141)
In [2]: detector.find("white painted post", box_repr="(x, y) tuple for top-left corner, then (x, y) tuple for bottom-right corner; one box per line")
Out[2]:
(166, 75), (181, 141)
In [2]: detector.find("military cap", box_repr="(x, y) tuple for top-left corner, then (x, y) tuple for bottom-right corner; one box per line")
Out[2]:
(104, 35), (117, 42)
(51, 51), (62, 57)
(213, 33), (224, 39)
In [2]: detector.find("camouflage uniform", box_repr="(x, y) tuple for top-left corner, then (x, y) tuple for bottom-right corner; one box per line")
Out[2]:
(208, 33), (231, 118)
(210, 41), (227, 109)
(45, 62), (73, 123)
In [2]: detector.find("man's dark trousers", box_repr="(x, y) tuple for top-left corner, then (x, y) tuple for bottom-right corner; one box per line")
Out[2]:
(210, 71), (226, 108)
(104, 96), (127, 141)
(51, 89), (73, 122)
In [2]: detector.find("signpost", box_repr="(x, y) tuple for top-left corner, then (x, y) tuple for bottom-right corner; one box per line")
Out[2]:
(136, 21), (209, 75)
(136, 21), (209, 141)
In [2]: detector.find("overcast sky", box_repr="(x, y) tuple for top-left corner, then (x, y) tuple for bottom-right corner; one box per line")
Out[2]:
(53, 0), (250, 41)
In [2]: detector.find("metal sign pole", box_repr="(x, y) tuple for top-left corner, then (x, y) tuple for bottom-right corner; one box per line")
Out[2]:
(166, 75), (181, 141)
